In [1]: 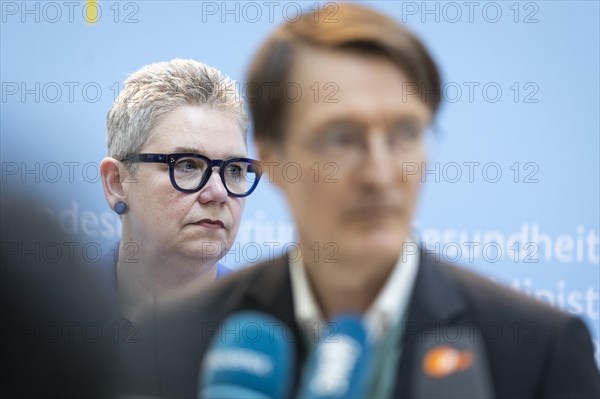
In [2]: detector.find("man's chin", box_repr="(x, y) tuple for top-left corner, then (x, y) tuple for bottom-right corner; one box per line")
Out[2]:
(338, 234), (405, 263)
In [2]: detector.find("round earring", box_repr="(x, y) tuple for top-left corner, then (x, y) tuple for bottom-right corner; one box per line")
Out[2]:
(114, 201), (128, 215)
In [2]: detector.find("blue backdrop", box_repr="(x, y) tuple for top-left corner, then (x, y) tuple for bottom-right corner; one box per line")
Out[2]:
(2, 1), (598, 363)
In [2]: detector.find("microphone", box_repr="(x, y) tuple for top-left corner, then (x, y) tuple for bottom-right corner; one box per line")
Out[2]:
(198, 311), (295, 399)
(298, 314), (373, 398)
(410, 327), (495, 398)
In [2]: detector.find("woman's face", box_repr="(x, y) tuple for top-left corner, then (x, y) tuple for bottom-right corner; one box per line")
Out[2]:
(121, 105), (246, 264)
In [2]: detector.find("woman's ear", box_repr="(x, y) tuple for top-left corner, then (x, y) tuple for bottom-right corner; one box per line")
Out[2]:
(100, 157), (127, 212)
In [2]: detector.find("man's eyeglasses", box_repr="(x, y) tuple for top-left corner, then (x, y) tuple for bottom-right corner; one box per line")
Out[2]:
(121, 153), (262, 197)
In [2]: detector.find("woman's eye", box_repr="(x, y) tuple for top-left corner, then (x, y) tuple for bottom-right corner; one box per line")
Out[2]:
(176, 159), (199, 172)
(226, 165), (243, 176)
(185, 160), (197, 169)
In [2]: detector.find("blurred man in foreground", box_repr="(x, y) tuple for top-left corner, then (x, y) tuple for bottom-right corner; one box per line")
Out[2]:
(148, 4), (599, 398)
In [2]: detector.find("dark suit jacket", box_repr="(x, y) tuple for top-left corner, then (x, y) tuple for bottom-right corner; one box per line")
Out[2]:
(138, 251), (599, 398)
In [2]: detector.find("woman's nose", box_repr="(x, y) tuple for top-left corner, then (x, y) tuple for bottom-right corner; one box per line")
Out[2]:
(198, 170), (228, 204)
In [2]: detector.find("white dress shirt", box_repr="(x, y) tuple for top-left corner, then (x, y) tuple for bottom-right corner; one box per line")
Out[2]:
(289, 240), (420, 344)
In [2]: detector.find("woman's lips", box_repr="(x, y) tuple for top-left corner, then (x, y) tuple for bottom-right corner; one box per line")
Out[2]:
(194, 219), (225, 230)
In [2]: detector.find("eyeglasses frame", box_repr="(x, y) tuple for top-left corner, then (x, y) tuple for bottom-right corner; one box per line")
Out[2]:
(120, 153), (262, 197)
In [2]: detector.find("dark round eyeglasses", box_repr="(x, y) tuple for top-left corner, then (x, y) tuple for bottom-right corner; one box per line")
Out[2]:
(121, 153), (262, 197)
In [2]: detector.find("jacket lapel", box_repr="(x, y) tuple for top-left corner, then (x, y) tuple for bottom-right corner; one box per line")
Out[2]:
(244, 254), (298, 330)
(243, 254), (308, 394)
(393, 252), (469, 397)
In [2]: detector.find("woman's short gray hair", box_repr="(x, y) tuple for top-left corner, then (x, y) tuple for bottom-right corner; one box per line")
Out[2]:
(106, 59), (247, 159)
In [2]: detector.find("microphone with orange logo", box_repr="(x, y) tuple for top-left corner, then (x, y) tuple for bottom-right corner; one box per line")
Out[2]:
(410, 328), (495, 398)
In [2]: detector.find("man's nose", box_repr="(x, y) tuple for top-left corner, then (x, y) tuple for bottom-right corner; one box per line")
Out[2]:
(356, 134), (397, 189)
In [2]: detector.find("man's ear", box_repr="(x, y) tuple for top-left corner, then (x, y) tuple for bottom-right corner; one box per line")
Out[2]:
(100, 157), (128, 212)
(255, 140), (285, 189)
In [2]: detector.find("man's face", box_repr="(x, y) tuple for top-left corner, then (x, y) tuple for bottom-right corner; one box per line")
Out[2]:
(122, 105), (246, 263)
(258, 48), (431, 265)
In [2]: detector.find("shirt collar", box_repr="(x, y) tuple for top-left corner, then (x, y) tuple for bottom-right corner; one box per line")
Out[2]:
(288, 241), (420, 343)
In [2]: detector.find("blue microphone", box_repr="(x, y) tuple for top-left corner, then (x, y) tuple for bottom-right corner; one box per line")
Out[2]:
(198, 311), (295, 399)
(298, 314), (373, 398)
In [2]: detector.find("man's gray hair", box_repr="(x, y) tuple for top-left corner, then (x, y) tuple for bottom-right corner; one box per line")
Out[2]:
(106, 59), (247, 159)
